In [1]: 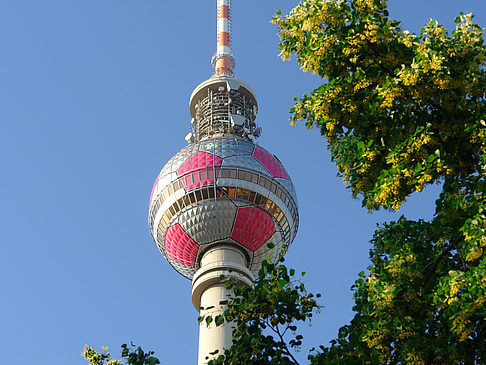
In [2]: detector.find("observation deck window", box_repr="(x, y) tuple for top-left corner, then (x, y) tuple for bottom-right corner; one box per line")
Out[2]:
(174, 180), (183, 191)
(254, 193), (262, 205)
(207, 187), (216, 199)
(189, 192), (196, 204)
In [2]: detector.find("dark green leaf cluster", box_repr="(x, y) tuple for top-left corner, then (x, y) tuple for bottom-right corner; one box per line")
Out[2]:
(82, 343), (160, 365)
(207, 259), (321, 365)
(121, 343), (160, 365)
(311, 216), (486, 364)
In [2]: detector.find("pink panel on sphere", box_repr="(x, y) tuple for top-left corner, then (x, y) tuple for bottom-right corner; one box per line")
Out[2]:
(252, 146), (288, 179)
(177, 152), (223, 190)
(231, 206), (275, 251)
(165, 224), (199, 267)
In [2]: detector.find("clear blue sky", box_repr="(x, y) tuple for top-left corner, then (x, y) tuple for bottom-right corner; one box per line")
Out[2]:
(1, 1), (484, 364)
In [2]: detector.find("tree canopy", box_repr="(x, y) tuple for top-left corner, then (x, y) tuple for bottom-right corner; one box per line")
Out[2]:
(276, 0), (485, 211)
(208, 0), (486, 364)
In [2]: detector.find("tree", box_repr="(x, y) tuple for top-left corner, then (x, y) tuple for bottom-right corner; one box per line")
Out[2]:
(206, 259), (320, 364)
(82, 343), (160, 365)
(208, 0), (486, 363)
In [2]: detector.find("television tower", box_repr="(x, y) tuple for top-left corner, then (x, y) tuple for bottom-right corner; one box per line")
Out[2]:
(148, 1), (299, 363)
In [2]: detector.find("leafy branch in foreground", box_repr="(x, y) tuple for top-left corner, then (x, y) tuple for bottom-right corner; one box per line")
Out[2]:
(82, 343), (160, 365)
(206, 257), (321, 365)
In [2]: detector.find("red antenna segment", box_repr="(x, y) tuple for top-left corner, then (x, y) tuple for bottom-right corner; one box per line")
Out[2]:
(212, 0), (235, 76)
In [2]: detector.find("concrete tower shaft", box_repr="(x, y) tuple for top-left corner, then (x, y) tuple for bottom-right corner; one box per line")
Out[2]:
(192, 245), (253, 365)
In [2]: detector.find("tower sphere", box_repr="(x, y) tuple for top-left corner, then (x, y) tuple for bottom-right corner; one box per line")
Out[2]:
(148, 76), (299, 279)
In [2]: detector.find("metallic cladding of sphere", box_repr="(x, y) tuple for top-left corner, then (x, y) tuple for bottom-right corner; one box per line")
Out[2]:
(148, 76), (299, 279)
(148, 43), (298, 280)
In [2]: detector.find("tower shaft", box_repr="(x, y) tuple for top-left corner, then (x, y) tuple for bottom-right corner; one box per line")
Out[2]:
(192, 245), (253, 364)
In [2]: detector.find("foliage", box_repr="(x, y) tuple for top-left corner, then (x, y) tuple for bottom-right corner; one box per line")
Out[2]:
(206, 259), (320, 365)
(274, 0), (485, 211)
(311, 215), (486, 364)
(82, 343), (160, 365)
(209, 1), (486, 364)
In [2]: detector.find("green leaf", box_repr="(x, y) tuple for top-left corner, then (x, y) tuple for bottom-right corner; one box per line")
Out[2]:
(215, 315), (225, 326)
(278, 279), (288, 288)
(357, 141), (365, 152)
(206, 316), (213, 326)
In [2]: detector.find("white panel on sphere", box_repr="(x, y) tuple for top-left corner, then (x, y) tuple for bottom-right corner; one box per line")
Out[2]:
(154, 172), (178, 199)
(180, 200), (237, 245)
(250, 231), (283, 273)
(221, 156), (271, 176)
(197, 138), (255, 159)
(235, 139), (256, 155)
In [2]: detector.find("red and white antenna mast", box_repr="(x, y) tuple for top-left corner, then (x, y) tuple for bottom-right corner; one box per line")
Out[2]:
(212, 0), (235, 76)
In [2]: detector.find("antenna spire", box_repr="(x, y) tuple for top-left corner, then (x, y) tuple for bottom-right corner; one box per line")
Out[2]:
(212, 0), (235, 76)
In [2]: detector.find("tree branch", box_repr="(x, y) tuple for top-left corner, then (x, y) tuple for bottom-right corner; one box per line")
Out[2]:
(422, 235), (464, 286)
(453, 241), (467, 271)
(265, 319), (300, 365)
(275, 324), (301, 365)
